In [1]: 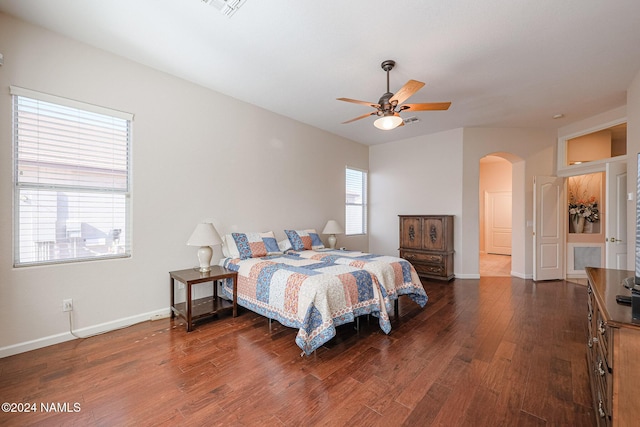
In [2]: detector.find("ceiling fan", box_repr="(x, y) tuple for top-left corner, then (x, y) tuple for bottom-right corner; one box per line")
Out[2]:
(337, 60), (451, 130)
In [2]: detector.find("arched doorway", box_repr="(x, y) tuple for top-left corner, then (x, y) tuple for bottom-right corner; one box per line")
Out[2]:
(479, 154), (512, 276)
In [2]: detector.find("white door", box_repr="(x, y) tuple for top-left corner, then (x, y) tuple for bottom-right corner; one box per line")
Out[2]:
(606, 161), (627, 269)
(485, 191), (512, 255)
(533, 176), (564, 281)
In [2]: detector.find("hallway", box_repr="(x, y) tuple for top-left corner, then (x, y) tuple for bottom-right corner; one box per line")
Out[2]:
(480, 253), (511, 277)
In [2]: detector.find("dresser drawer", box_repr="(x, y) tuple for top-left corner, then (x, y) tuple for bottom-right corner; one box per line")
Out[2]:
(400, 248), (453, 281)
(593, 351), (612, 423)
(594, 308), (611, 369)
(413, 263), (445, 277)
(401, 251), (443, 265)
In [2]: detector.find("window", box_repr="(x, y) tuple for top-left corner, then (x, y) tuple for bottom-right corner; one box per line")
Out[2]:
(557, 120), (627, 176)
(12, 86), (132, 267)
(345, 167), (367, 235)
(565, 123), (626, 165)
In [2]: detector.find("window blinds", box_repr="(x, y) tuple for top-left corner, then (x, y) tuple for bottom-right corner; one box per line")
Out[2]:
(11, 86), (132, 266)
(345, 167), (367, 235)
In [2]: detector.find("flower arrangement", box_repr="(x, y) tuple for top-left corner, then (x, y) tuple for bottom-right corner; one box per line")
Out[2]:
(568, 195), (599, 223)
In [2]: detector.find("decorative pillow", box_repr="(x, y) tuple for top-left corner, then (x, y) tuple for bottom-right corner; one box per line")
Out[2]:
(278, 239), (292, 252)
(225, 231), (281, 259)
(284, 229), (325, 251)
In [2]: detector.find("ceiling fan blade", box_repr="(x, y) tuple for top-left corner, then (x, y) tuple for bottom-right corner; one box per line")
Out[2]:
(337, 98), (380, 109)
(389, 80), (425, 105)
(400, 102), (451, 111)
(341, 111), (377, 124)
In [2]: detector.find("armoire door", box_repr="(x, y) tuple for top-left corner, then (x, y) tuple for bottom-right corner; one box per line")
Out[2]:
(423, 217), (445, 251)
(400, 217), (422, 249)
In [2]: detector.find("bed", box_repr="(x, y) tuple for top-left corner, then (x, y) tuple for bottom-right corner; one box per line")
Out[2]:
(218, 229), (427, 355)
(286, 248), (428, 313)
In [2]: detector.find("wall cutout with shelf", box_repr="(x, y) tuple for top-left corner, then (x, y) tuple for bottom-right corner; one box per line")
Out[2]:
(567, 173), (602, 235)
(557, 120), (627, 177)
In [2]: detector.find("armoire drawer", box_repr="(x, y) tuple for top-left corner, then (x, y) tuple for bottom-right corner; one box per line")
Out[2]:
(401, 251), (443, 265)
(413, 263), (445, 277)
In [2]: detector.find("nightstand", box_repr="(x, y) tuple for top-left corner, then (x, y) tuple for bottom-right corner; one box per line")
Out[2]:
(169, 265), (238, 332)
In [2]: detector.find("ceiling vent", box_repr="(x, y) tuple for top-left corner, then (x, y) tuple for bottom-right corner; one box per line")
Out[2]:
(201, 0), (246, 17)
(403, 116), (420, 125)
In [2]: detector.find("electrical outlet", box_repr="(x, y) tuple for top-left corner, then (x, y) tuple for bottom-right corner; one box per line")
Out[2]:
(63, 299), (73, 312)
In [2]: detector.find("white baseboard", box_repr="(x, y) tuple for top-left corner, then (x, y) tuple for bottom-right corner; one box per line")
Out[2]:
(511, 271), (532, 279)
(0, 307), (171, 359)
(454, 273), (481, 279)
(453, 272), (532, 280)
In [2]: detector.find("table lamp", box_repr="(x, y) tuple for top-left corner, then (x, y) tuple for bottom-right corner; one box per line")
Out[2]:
(322, 220), (344, 249)
(187, 222), (222, 272)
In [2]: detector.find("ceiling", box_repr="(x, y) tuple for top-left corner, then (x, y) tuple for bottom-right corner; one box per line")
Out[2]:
(2, 0), (640, 146)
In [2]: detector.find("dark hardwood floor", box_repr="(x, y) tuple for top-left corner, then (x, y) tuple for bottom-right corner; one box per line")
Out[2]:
(0, 277), (595, 426)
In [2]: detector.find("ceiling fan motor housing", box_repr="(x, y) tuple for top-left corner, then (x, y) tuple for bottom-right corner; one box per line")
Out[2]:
(378, 92), (395, 114)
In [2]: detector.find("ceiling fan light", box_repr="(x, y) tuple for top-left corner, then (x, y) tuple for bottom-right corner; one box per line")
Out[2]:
(374, 114), (403, 130)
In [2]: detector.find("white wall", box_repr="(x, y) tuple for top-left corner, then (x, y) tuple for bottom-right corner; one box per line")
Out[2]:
(368, 128), (464, 259)
(0, 13), (368, 356)
(370, 126), (557, 279)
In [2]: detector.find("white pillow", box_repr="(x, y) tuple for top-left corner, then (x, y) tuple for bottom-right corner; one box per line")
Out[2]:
(221, 235), (231, 258)
(278, 239), (292, 252)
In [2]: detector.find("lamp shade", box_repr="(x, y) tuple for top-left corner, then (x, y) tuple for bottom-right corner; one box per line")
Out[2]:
(374, 114), (403, 130)
(322, 220), (344, 235)
(187, 223), (222, 247)
(187, 223), (222, 273)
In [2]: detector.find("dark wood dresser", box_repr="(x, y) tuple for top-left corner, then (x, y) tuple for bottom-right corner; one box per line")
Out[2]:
(585, 267), (640, 426)
(399, 215), (454, 281)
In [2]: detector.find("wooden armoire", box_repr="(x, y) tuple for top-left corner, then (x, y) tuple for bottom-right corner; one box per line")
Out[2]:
(399, 215), (454, 281)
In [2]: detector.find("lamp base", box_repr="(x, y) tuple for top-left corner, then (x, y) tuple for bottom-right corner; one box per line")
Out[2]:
(196, 246), (213, 272)
(327, 234), (337, 249)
